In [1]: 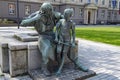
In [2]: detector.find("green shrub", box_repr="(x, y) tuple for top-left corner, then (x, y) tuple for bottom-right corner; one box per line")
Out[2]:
(0, 19), (2, 24)
(3, 19), (8, 24)
(0, 18), (14, 24)
(7, 21), (14, 24)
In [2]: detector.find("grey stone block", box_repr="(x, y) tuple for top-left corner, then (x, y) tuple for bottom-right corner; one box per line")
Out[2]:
(28, 42), (72, 71)
(27, 41), (78, 71)
(14, 33), (38, 42)
(8, 43), (28, 77)
(0, 43), (9, 72)
(28, 42), (42, 70)
(28, 33), (38, 36)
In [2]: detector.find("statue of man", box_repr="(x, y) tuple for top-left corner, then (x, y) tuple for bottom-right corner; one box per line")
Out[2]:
(21, 3), (63, 76)
(55, 8), (88, 75)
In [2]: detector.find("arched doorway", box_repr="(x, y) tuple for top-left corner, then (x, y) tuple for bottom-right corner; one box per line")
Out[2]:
(84, 3), (98, 24)
(88, 11), (91, 24)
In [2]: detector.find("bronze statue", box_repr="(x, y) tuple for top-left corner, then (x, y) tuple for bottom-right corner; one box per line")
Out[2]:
(21, 2), (88, 77)
(55, 8), (88, 75)
(21, 2), (63, 76)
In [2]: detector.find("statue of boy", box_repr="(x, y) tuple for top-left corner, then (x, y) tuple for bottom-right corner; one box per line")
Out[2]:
(55, 8), (88, 75)
(21, 3), (63, 76)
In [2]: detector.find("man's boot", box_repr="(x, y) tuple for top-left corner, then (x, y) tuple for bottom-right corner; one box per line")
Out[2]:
(41, 64), (51, 76)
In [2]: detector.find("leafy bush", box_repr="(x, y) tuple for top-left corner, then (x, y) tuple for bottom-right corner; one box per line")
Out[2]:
(0, 19), (2, 23)
(0, 18), (14, 24)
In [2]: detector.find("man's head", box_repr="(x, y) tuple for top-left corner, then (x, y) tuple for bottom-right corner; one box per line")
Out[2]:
(64, 8), (73, 21)
(40, 2), (53, 15)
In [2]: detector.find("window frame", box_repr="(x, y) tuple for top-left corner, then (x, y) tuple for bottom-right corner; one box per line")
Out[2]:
(79, 8), (83, 17)
(8, 3), (16, 15)
(102, 0), (105, 5)
(25, 5), (31, 16)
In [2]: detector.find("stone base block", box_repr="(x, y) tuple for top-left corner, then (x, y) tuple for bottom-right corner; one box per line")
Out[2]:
(29, 63), (96, 80)
(27, 41), (79, 71)
(14, 33), (38, 42)
(8, 43), (28, 77)
(28, 42), (42, 70)
(0, 43), (9, 73)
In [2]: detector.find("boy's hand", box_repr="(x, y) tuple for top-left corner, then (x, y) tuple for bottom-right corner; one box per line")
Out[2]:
(54, 38), (58, 43)
(71, 43), (75, 47)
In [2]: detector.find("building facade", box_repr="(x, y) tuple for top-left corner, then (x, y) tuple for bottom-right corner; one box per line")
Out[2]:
(0, 0), (120, 24)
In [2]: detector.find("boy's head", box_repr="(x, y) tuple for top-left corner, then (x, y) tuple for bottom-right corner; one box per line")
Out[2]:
(64, 8), (73, 20)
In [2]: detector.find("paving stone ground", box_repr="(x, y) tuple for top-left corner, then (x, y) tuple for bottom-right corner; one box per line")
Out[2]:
(77, 39), (120, 80)
(0, 27), (120, 80)
(0, 67), (32, 80)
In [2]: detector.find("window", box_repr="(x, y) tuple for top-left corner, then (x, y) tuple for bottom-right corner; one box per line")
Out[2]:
(119, 2), (120, 14)
(97, 10), (99, 18)
(25, 5), (31, 15)
(8, 3), (16, 15)
(102, 0), (105, 5)
(109, 0), (112, 8)
(95, 0), (98, 4)
(53, 7), (56, 11)
(80, 0), (83, 3)
(115, 1), (118, 8)
(119, 1), (120, 9)
(101, 10), (105, 18)
(108, 11), (111, 19)
(79, 8), (83, 17)
(71, 0), (74, 2)
(88, 0), (91, 3)
(119, 3), (120, 14)
(114, 12), (117, 19)
(112, 0), (117, 8)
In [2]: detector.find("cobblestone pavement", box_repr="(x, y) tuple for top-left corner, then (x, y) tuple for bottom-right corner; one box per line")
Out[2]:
(78, 39), (120, 80)
(0, 68), (32, 80)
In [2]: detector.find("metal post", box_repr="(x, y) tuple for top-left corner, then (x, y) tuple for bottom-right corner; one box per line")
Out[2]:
(17, 0), (20, 29)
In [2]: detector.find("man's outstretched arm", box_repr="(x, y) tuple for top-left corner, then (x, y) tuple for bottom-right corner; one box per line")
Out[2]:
(20, 13), (41, 26)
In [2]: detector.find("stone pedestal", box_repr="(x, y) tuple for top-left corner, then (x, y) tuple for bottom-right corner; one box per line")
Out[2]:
(28, 42), (42, 70)
(0, 43), (9, 72)
(8, 43), (28, 77)
(29, 63), (96, 80)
